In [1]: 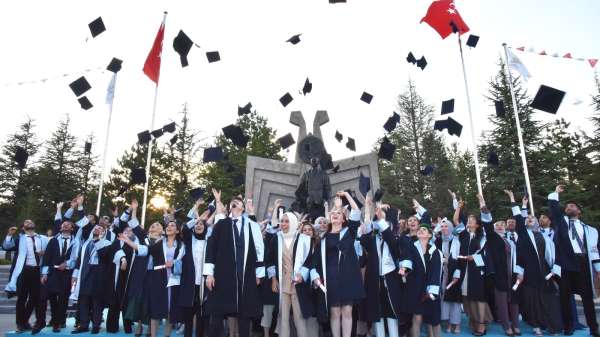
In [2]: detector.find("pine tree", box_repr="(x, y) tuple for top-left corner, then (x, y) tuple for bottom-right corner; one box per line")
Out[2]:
(198, 110), (283, 203)
(73, 134), (100, 209)
(447, 144), (478, 209)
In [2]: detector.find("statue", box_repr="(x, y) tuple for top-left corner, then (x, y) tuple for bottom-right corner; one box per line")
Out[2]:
(294, 134), (332, 219)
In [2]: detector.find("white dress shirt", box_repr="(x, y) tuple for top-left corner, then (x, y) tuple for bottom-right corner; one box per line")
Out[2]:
(25, 235), (41, 266)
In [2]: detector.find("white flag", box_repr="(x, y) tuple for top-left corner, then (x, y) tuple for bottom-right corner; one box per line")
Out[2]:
(105, 73), (117, 105)
(507, 48), (531, 81)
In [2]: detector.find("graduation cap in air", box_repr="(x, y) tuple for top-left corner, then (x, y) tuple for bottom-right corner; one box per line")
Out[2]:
(130, 168), (146, 185)
(416, 56), (427, 70)
(106, 58), (123, 73)
(433, 119), (448, 132)
(329, 0), (346, 3)
(441, 99), (455, 115)
(137, 130), (151, 144)
(406, 52), (417, 64)
(169, 135), (178, 145)
(494, 100), (506, 118)
(232, 174), (245, 187)
(277, 133), (295, 149)
(302, 78), (312, 95)
(189, 187), (205, 200)
(385, 206), (399, 225)
(14, 146), (28, 169)
(346, 137), (356, 151)
(173, 30), (193, 67)
(420, 164), (434, 176)
(378, 137), (396, 161)
(84, 142), (92, 154)
(69, 76), (91, 97)
(531, 85), (565, 114)
(359, 173), (371, 196)
(332, 165), (340, 173)
(222, 124), (249, 148)
(487, 151), (499, 166)
(335, 130), (343, 142)
(238, 102), (252, 116)
(360, 92), (373, 104)
(446, 117), (463, 137)
(383, 112), (400, 132)
(151, 128), (164, 139)
(88, 17), (106, 38)
(163, 122), (176, 133)
(280, 92), (293, 107)
(286, 33), (302, 45)
(373, 188), (385, 202)
(206, 51), (221, 63)
(78, 96), (93, 110)
(203, 147), (224, 162)
(320, 153), (334, 170)
(466, 35), (480, 48)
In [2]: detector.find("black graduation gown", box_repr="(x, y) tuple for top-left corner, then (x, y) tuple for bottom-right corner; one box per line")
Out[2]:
(260, 231), (278, 306)
(75, 238), (113, 300)
(434, 236), (461, 303)
(178, 223), (208, 309)
(483, 222), (513, 292)
(456, 230), (487, 301)
(42, 236), (75, 295)
(204, 216), (264, 319)
(265, 233), (315, 319)
(360, 227), (402, 322)
(147, 239), (184, 322)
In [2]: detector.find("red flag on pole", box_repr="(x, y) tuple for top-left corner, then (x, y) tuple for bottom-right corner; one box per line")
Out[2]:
(516, 46), (525, 52)
(589, 59), (598, 68)
(143, 20), (165, 84)
(563, 53), (572, 59)
(421, 0), (469, 39)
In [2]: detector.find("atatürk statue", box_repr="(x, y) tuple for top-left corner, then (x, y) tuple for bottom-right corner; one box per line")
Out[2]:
(295, 155), (331, 220)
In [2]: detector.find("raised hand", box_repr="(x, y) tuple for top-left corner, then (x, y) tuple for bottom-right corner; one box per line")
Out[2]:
(7, 227), (17, 236)
(448, 189), (456, 199)
(56, 201), (64, 210)
(555, 185), (565, 193)
(130, 199), (138, 211)
(246, 198), (254, 215)
(212, 189), (221, 202)
(503, 190), (515, 203)
(112, 207), (119, 217)
(76, 195), (84, 206)
(522, 195), (529, 207)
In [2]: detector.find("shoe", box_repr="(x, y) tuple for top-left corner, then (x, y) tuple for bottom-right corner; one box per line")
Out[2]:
(92, 327), (100, 334)
(574, 322), (587, 330)
(52, 326), (61, 333)
(564, 329), (574, 336)
(23, 323), (33, 331)
(71, 328), (89, 334)
(6, 290), (17, 299)
(590, 329), (600, 337)
(504, 330), (514, 336)
(31, 328), (42, 335)
(513, 329), (521, 336)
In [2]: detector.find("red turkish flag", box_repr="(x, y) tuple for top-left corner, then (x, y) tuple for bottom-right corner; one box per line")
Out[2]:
(143, 21), (165, 84)
(539, 50), (547, 56)
(589, 59), (598, 68)
(563, 53), (572, 59)
(516, 47), (525, 52)
(421, 0), (470, 39)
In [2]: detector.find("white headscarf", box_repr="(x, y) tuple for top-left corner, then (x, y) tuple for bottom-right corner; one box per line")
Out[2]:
(282, 212), (299, 248)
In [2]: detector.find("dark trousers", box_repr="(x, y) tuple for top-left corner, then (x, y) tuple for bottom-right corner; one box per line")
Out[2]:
(106, 301), (132, 333)
(78, 294), (104, 330)
(184, 286), (207, 337)
(16, 266), (41, 327)
(559, 255), (598, 332)
(48, 292), (69, 327)
(208, 315), (250, 337)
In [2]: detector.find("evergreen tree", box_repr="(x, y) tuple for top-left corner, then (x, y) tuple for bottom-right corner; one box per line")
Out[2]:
(73, 134), (100, 210)
(447, 144), (478, 211)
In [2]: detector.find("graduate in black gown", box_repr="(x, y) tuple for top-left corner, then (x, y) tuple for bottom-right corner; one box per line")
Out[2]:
(204, 190), (265, 337)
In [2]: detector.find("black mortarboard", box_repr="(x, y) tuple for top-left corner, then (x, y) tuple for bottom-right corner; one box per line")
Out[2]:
(232, 174), (245, 187)
(406, 52), (417, 64)
(329, 0), (347, 3)
(286, 33), (302, 45)
(385, 206), (399, 224)
(346, 137), (356, 151)
(332, 165), (340, 173)
(433, 119), (448, 132)
(441, 99), (455, 115)
(88, 17), (106, 38)
(335, 130), (343, 142)
(359, 173), (371, 196)
(206, 51), (221, 63)
(69, 76), (91, 97)
(169, 134), (178, 145)
(446, 117), (463, 137)
(151, 128), (164, 139)
(416, 56), (427, 70)
(84, 142), (92, 154)
(466, 34), (480, 48)
(130, 168), (146, 185)
(277, 133), (295, 149)
(14, 146), (28, 169)
(280, 92), (293, 107)
(106, 57), (122, 73)
(189, 187), (205, 200)
(420, 164), (434, 176)
(163, 122), (176, 133)
(137, 130), (151, 144)
(531, 85), (565, 114)
(494, 100), (506, 118)
(378, 137), (395, 161)
(383, 116), (398, 132)
(222, 124), (249, 148)
(360, 92), (373, 104)
(302, 78), (312, 95)
(487, 151), (499, 166)
(373, 188), (385, 202)
(391, 111), (400, 122)
(78, 96), (93, 110)
(238, 102), (252, 116)
(173, 30), (193, 67)
(203, 147), (224, 162)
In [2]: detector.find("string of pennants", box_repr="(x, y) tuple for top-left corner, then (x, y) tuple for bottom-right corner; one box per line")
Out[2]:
(511, 45), (598, 68)
(1, 66), (105, 87)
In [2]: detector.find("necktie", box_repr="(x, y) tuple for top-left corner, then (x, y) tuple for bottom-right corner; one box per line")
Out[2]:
(569, 220), (585, 253)
(61, 237), (68, 259)
(30, 236), (40, 266)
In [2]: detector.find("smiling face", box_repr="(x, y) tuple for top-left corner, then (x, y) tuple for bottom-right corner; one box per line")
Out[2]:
(148, 222), (164, 239)
(440, 221), (450, 236)
(229, 199), (244, 218)
(329, 208), (344, 226)
(407, 216), (419, 232)
(60, 221), (74, 234)
(165, 221), (179, 237)
(539, 214), (551, 228)
(301, 223), (314, 237)
(506, 218), (516, 231)
(194, 221), (205, 235)
(417, 226), (432, 240)
(281, 214), (291, 233)
(494, 221), (506, 235)
(526, 215), (538, 229)
(467, 215), (479, 232)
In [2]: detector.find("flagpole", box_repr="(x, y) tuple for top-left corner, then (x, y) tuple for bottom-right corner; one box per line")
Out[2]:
(141, 12), (167, 227)
(96, 73), (117, 215)
(502, 43), (535, 216)
(458, 34), (483, 196)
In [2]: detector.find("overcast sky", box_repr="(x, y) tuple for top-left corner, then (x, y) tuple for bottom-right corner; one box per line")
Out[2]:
(1, 0), (599, 178)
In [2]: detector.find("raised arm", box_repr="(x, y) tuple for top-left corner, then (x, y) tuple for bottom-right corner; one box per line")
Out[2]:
(413, 199), (431, 226)
(479, 193), (493, 236)
(547, 185), (564, 230)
